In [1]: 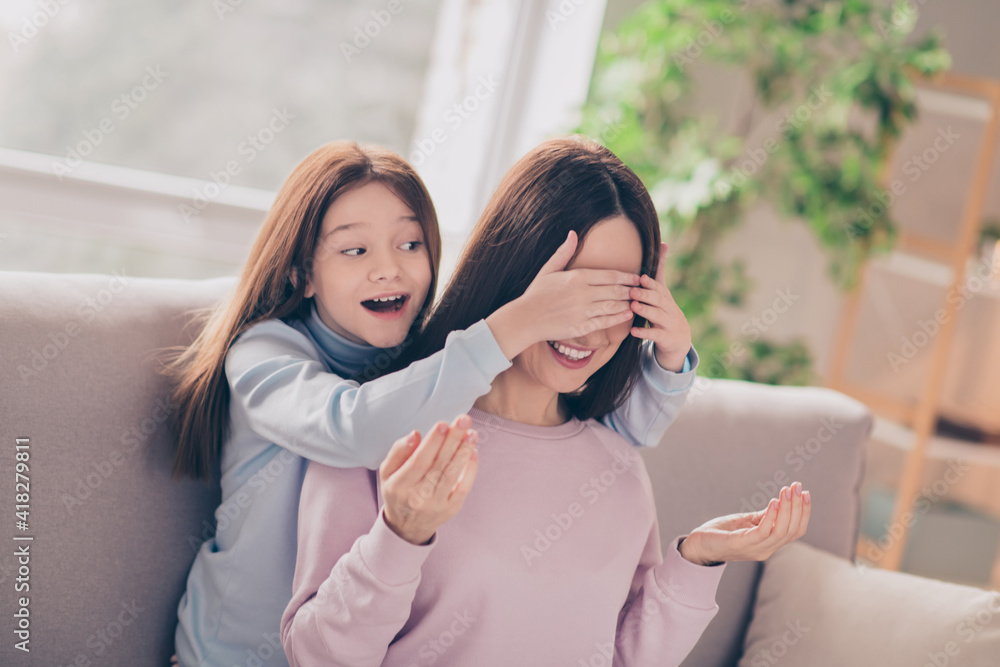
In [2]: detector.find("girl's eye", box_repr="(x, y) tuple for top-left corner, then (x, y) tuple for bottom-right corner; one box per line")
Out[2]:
(341, 241), (421, 257)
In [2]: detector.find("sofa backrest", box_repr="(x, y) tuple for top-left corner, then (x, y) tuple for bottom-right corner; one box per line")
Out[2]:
(0, 272), (870, 666)
(1, 272), (227, 666)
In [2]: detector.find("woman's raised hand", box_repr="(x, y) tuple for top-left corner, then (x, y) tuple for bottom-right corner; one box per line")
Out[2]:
(379, 414), (479, 546)
(485, 230), (640, 360)
(678, 482), (811, 566)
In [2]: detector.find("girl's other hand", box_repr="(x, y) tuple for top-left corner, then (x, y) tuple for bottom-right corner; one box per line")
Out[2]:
(678, 482), (811, 566)
(379, 414), (479, 546)
(486, 230), (640, 359)
(628, 242), (692, 372)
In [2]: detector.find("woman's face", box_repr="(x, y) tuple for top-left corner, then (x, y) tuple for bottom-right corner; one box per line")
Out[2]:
(513, 215), (643, 394)
(305, 181), (432, 348)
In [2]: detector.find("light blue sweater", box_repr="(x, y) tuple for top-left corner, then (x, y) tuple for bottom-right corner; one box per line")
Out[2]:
(174, 302), (697, 667)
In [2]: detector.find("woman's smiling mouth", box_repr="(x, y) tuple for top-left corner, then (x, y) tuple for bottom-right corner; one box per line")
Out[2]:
(547, 340), (595, 368)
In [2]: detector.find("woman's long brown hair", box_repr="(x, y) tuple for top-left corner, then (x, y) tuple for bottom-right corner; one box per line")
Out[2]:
(165, 141), (441, 482)
(373, 136), (661, 421)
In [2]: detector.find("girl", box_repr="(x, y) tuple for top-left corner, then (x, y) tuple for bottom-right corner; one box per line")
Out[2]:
(168, 141), (700, 666)
(280, 137), (811, 666)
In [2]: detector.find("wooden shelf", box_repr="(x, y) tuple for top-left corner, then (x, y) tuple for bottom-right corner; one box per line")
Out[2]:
(871, 416), (1000, 469)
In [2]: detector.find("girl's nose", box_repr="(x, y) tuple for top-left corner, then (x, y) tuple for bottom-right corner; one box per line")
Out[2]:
(369, 251), (402, 282)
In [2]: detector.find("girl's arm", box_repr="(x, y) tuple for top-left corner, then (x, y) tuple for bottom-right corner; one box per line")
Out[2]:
(280, 461), (434, 667)
(227, 316), (693, 471)
(225, 317), (511, 470)
(597, 342), (698, 449)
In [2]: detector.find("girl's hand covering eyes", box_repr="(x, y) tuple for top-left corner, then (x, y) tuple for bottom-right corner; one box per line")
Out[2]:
(678, 482), (811, 566)
(485, 230), (641, 359)
(628, 242), (693, 372)
(379, 415), (479, 546)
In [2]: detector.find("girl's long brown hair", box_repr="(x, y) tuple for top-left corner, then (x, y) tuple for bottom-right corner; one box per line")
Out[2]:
(373, 136), (660, 421)
(166, 141), (441, 482)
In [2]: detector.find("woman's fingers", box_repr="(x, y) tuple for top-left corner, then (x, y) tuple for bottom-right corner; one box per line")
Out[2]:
(427, 416), (473, 485)
(448, 449), (478, 504)
(785, 483), (804, 541)
(395, 417), (466, 486)
(436, 433), (478, 500)
(795, 490), (812, 538)
(379, 430), (419, 481)
(393, 421), (448, 485)
(392, 415), (472, 494)
(764, 486), (794, 546)
(757, 498), (779, 537)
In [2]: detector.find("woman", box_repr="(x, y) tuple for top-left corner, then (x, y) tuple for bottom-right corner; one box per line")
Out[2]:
(280, 137), (810, 666)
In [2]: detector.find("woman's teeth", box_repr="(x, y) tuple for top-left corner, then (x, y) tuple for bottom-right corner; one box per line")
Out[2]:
(548, 341), (593, 360)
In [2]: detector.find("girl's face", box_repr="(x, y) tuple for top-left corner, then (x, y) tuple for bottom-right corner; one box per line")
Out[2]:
(305, 181), (432, 348)
(514, 215), (643, 394)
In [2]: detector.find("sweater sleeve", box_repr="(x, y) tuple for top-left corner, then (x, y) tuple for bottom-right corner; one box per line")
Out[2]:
(225, 318), (513, 470)
(597, 342), (699, 450)
(614, 521), (726, 667)
(280, 461), (434, 667)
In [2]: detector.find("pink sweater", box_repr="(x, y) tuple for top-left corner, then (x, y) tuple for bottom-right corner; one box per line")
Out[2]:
(281, 407), (726, 666)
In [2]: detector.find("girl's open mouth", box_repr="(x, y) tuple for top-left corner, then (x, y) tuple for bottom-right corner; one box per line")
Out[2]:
(362, 294), (408, 314)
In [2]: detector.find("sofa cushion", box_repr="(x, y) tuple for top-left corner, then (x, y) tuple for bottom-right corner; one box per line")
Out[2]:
(739, 541), (1000, 667)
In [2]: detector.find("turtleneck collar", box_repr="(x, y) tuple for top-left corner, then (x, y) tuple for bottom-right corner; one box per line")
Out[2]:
(298, 301), (379, 379)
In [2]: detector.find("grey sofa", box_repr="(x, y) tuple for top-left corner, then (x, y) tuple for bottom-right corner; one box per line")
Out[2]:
(0, 271), (872, 666)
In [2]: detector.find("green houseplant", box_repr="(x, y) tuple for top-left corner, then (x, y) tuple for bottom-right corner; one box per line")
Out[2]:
(578, 0), (950, 384)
